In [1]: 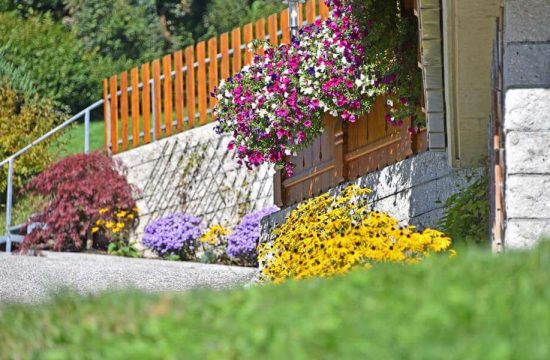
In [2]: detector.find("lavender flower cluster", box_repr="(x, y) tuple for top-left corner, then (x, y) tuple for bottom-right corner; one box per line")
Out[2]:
(226, 207), (278, 265)
(142, 213), (204, 259)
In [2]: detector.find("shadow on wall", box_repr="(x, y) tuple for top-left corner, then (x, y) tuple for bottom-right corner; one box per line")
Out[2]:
(262, 151), (483, 239)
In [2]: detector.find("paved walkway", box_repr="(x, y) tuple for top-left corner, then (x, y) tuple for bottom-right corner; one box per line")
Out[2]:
(0, 252), (257, 304)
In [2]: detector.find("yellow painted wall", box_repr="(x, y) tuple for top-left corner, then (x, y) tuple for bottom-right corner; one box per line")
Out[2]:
(442, 0), (503, 168)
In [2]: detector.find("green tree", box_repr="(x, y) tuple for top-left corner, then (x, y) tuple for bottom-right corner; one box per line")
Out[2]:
(0, 0), (66, 19)
(202, 0), (284, 39)
(65, 0), (166, 63)
(0, 12), (106, 111)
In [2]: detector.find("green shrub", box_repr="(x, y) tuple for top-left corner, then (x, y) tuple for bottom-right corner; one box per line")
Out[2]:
(438, 175), (490, 246)
(0, 84), (65, 193)
(0, 53), (37, 97)
(0, 12), (103, 111)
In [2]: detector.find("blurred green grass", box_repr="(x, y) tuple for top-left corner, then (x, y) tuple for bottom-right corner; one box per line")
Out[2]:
(1, 243), (550, 359)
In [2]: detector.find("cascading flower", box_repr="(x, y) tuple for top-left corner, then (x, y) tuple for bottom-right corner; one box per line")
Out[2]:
(214, 0), (382, 176)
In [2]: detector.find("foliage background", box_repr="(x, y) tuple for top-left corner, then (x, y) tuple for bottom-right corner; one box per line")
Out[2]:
(0, 0), (285, 113)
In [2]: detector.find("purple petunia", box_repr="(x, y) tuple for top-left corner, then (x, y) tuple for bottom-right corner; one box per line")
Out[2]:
(226, 207), (279, 265)
(142, 213), (204, 259)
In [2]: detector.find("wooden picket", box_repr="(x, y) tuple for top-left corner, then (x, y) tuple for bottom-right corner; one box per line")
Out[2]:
(174, 50), (184, 133)
(102, 79), (109, 152)
(120, 71), (129, 151)
(141, 63), (151, 144)
(231, 28), (242, 75)
(255, 19), (265, 55)
(243, 23), (254, 64)
(152, 60), (162, 139)
(185, 46), (196, 129)
(103, 0), (342, 154)
(163, 54), (173, 136)
(197, 42), (207, 126)
(208, 38), (218, 112)
(130, 67), (140, 147)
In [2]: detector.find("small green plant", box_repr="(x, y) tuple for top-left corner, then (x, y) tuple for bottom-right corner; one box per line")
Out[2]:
(107, 241), (140, 258)
(438, 175), (489, 246)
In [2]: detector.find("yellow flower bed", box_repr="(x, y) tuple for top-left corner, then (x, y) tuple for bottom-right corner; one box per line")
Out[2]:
(200, 225), (229, 245)
(259, 185), (452, 283)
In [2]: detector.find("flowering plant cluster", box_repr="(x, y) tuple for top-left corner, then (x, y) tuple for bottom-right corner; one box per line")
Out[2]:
(214, 0), (383, 176)
(214, 0), (423, 175)
(142, 213), (204, 260)
(198, 224), (231, 264)
(92, 207), (139, 257)
(259, 185), (453, 283)
(226, 207), (279, 266)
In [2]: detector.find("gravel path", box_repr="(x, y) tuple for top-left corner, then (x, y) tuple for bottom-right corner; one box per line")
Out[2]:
(0, 252), (257, 304)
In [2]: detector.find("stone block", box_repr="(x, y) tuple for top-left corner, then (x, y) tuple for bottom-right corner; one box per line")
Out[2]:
(506, 219), (550, 249)
(506, 131), (550, 174)
(504, 89), (550, 131)
(506, 175), (550, 218)
(504, 0), (550, 43)
(504, 43), (550, 88)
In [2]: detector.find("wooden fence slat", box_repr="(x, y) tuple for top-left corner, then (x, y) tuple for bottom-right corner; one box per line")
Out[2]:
(220, 32), (230, 80)
(130, 67), (140, 147)
(185, 46), (196, 129)
(102, 79), (109, 152)
(197, 41), (207, 125)
(141, 63), (151, 144)
(231, 28), (242, 74)
(120, 71), (129, 151)
(208, 38), (218, 114)
(174, 50), (184, 132)
(255, 19), (266, 55)
(306, 0), (316, 24)
(243, 23), (254, 65)
(163, 54), (173, 136)
(152, 60), (162, 139)
(268, 14), (278, 46)
(319, 0), (329, 19)
(109, 75), (119, 154)
(280, 9), (290, 44)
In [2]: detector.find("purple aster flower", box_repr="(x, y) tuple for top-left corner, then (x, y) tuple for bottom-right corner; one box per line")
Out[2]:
(143, 213), (204, 259)
(227, 207), (279, 266)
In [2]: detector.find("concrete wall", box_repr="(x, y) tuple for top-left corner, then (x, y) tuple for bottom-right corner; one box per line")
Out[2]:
(261, 151), (482, 242)
(114, 123), (274, 248)
(503, 0), (550, 248)
(442, 0), (502, 168)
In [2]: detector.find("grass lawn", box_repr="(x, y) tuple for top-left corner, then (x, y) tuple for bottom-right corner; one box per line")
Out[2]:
(1, 243), (549, 359)
(50, 120), (106, 158)
(49, 111), (211, 158)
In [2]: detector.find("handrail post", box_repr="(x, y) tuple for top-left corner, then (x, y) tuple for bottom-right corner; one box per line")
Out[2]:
(5, 158), (14, 253)
(84, 108), (90, 154)
(151, 80), (156, 141)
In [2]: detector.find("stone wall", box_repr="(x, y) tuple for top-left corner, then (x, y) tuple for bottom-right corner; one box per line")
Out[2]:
(503, 0), (550, 248)
(114, 123), (274, 247)
(261, 151), (482, 242)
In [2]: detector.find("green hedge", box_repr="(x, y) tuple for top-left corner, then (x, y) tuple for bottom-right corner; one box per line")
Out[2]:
(1, 243), (550, 359)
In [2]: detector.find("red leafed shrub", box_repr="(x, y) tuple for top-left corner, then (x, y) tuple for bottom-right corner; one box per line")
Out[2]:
(21, 152), (138, 252)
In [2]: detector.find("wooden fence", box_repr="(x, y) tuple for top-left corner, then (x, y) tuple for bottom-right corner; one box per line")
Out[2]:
(103, 0), (330, 154)
(274, 96), (428, 207)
